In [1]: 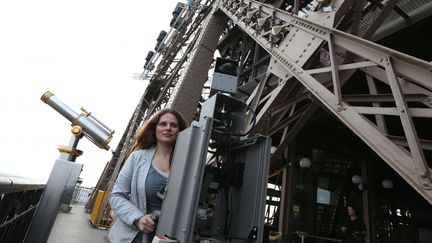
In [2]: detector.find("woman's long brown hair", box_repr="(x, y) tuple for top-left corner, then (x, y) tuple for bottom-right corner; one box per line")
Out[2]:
(128, 108), (187, 155)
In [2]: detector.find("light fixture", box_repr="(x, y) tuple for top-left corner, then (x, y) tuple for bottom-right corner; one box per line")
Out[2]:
(299, 157), (311, 168)
(270, 146), (277, 155)
(352, 174), (366, 191)
(351, 175), (363, 185)
(382, 179), (394, 189)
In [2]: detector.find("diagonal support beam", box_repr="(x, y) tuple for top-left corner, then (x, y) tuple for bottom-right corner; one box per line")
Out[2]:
(217, 0), (432, 203)
(168, 9), (228, 122)
(245, 73), (270, 128)
(271, 103), (319, 162)
(328, 34), (343, 106)
(366, 74), (387, 133)
(384, 57), (432, 189)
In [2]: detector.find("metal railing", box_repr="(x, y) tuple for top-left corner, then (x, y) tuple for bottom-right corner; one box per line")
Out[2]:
(0, 176), (45, 243)
(72, 186), (94, 206)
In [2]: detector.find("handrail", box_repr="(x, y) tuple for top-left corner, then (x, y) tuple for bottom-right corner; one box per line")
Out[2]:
(294, 231), (342, 242)
(0, 176), (45, 194)
(0, 175), (46, 243)
(269, 231), (282, 241)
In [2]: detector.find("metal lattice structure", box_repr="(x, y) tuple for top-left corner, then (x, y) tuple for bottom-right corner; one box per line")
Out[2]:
(91, 0), (432, 241)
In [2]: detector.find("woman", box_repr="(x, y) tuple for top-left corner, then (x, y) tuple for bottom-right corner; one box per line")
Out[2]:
(108, 108), (187, 243)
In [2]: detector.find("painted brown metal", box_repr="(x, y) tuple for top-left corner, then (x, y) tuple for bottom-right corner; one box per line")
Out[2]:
(217, 0), (432, 203)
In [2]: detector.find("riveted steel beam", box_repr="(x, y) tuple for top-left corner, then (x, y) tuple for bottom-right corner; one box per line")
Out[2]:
(217, 0), (432, 203)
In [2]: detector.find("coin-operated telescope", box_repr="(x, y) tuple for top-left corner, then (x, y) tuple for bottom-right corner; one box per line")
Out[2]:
(41, 91), (114, 152)
(24, 91), (114, 243)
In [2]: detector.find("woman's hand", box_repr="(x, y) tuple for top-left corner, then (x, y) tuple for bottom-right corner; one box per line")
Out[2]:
(134, 214), (155, 234)
(341, 226), (347, 232)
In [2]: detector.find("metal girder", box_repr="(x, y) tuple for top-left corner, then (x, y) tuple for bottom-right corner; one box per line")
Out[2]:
(362, 0), (400, 39)
(90, 1), (216, 221)
(217, 0), (432, 203)
(146, 29), (202, 117)
(248, 79), (297, 134)
(245, 73), (269, 127)
(366, 73), (388, 133)
(350, 0), (366, 36)
(168, 9), (229, 122)
(361, 66), (432, 99)
(384, 57), (431, 189)
(272, 103), (319, 162)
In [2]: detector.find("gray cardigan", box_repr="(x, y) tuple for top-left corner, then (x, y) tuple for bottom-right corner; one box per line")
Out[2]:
(108, 147), (156, 243)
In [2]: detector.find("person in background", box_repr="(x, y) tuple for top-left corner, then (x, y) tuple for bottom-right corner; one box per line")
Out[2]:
(341, 205), (367, 243)
(108, 108), (187, 243)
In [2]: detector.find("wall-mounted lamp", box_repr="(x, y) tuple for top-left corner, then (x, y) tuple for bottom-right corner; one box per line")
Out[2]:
(352, 174), (365, 191)
(270, 146), (277, 155)
(299, 157), (312, 168)
(382, 179), (394, 189)
(352, 175), (363, 184)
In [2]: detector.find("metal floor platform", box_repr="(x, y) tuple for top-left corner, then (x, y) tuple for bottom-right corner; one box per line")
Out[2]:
(48, 204), (108, 243)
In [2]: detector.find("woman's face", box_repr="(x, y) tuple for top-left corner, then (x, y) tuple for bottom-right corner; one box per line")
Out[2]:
(155, 113), (180, 145)
(347, 206), (356, 217)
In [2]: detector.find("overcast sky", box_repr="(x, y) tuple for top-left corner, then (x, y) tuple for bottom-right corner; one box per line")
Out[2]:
(0, 0), (181, 187)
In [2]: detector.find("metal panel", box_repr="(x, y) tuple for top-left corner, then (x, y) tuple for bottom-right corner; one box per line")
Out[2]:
(24, 159), (83, 243)
(156, 118), (213, 242)
(225, 136), (271, 242)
